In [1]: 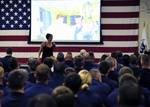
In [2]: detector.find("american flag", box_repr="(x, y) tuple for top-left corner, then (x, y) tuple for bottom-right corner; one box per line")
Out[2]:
(0, 0), (139, 63)
(0, 0), (30, 29)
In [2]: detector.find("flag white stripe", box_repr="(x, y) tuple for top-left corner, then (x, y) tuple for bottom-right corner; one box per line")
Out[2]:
(102, 30), (138, 35)
(102, 18), (139, 24)
(0, 41), (138, 47)
(0, 30), (29, 35)
(102, 6), (139, 12)
(0, 29), (138, 36)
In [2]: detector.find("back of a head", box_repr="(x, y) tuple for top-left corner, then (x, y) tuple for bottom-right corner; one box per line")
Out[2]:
(80, 49), (87, 57)
(111, 51), (118, 59)
(119, 73), (138, 86)
(119, 82), (141, 107)
(130, 54), (138, 65)
(74, 55), (84, 68)
(28, 94), (57, 107)
(122, 54), (130, 66)
(100, 54), (109, 62)
(28, 58), (40, 71)
(78, 70), (92, 91)
(65, 67), (76, 76)
(65, 52), (73, 61)
(112, 51), (123, 60)
(43, 57), (54, 68)
(140, 54), (150, 68)
(52, 86), (74, 107)
(9, 57), (18, 71)
(99, 61), (111, 75)
(57, 52), (64, 62)
(64, 72), (82, 94)
(105, 56), (116, 69)
(8, 69), (26, 90)
(119, 66), (134, 77)
(54, 62), (65, 74)
(88, 51), (94, 59)
(36, 64), (50, 83)
(90, 69), (101, 81)
(6, 47), (13, 55)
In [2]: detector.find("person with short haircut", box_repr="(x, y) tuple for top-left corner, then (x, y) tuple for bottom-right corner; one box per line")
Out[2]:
(28, 58), (40, 83)
(139, 54), (150, 89)
(52, 86), (74, 107)
(25, 64), (52, 100)
(83, 53), (98, 71)
(43, 57), (54, 75)
(74, 55), (84, 73)
(0, 48), (17, 72)
(122, 54), (130, 67)
(28, 94), (57, 107)
(38, 33), (56, 62)
(56, 52), (65, 62)
(64, 52), (74, 68)
(64, 72), (92, 107)
(48, 62), (65, 89)
(119, 82), (141, 107)
(1, 69), (27, 107)
(119, 66), (134, 77)
(107, 73), (148, 107)
(99, 61), (117, 90)
(129, 54), (140, 78)
(105, 56), (118, 82)
(64, 67), (76, 76)
(89, 69), (111, 104)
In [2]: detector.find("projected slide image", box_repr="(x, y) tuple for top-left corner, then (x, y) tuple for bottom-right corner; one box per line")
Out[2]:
(31, 0), (101, 43)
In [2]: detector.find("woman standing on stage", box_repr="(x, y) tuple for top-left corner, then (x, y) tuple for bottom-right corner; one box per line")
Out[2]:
(38, 33), (56, 62)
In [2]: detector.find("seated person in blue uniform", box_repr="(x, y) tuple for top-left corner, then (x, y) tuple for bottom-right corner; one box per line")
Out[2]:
(28, 58), (40, 84)
(0, 48), (16, 73)
(25, 64), (52, 100)
(139, 54), (150, 90)
(52, 86), (74, 107)
(1, 69), (27, 107)
(105, 56), (119, 82)
(48, 62), (65, 89)
(99, 61), (118, 91)
(64, 72), (92, 107)
(89, 69), (111, 104)
(119, 82), (142, 107)
(28, 94), (57, 107)
(64, 52), (74, 68)
(78, 70), (103, 107)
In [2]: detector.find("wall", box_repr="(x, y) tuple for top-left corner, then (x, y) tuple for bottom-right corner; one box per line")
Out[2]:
(139, 0), (150, 49)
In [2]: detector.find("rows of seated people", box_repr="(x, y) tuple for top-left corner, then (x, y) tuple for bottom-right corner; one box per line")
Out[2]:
(0, 48), (150, 107)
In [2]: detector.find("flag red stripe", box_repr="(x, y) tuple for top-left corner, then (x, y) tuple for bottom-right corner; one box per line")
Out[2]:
(103, 36), (138, 41)
(0, 35), (138, 41)
(0, 47), (138, 52)
(102, 1), (139, 6)
(102, 24), (138, 29)
(0, 36), (28, 41)
(102, 12), (139, 18)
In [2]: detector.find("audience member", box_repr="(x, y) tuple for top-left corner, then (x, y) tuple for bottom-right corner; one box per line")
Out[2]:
(25, 64), (52, 100)
(52, 86), (74, 107)
(1, 69), (27, 107)
(28, 94), (57, 107)
(139, 54), (150, 89)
